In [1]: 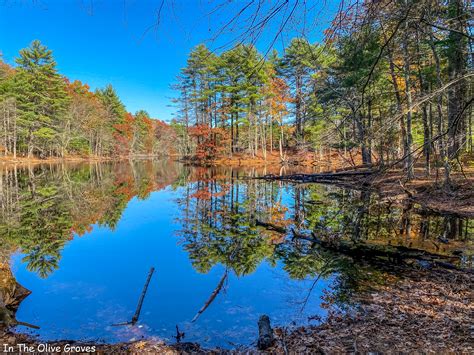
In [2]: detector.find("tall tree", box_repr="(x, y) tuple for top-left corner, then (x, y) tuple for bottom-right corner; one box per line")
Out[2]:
(14, 40), (68, 158)
(280, 38), (317, 143)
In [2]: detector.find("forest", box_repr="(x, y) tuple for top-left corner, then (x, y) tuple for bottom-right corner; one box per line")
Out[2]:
(172, 0), (473, 187)
(1, 0), (472, 190)
(0, 40), (169, 159)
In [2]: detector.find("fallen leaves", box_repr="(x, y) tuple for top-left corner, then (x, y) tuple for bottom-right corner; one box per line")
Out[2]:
(268, 267), (474, 353)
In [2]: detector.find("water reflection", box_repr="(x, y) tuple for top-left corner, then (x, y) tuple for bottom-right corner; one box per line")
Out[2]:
(0, 161), (182, 278)
(0, 160), (472, 346)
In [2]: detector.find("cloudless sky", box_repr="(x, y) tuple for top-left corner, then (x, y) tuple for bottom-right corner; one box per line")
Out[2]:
(0, 0), (338, 121)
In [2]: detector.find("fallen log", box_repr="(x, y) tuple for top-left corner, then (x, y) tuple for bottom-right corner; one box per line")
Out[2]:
(254, 221), (466, 270)
(257, 315), (274, 350)
(255, 220), (287, 234)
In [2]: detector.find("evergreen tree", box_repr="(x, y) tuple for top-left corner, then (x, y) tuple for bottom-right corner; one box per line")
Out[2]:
(95, 84), (126, 124)
(279, 38), (318, 142)
(14, 40), (68, 157)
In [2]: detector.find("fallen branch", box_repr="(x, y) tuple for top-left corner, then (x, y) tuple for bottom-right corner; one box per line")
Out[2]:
(290, 229), (469, 272)
(173, 325), (185, 343)
(256, 220), (287, 234)
(131, 267), (155, 324)
(15, 320), (40, 329)
(112, 267), (155, 326)
(399, 181), (415, 198)
(254, 220), (466, 270)
(256, 169), (377, 182)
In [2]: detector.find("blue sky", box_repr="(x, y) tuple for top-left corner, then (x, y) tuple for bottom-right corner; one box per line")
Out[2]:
(0, 0), (337, 121)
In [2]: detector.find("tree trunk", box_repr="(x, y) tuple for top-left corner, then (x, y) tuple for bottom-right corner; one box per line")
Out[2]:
(387, 44), (407, 161)
(402, 12), (414, 179)
(446, 0), (467, 164)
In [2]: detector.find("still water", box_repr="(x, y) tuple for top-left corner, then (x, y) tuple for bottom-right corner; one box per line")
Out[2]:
(0, 160), (472, 347)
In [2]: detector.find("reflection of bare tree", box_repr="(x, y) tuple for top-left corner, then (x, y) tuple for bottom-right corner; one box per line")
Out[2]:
(191, 269), (228, 323)
(0, 165), (20, 225)
(298, 261), (332, 313)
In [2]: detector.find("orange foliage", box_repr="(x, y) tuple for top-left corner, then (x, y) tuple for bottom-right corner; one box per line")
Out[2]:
(113, 113), (135, 155)
(189, 125), (229, 161)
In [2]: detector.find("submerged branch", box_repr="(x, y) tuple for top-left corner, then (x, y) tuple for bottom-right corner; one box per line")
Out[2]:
(132, 267), (155, 324)
(291, 229), (469, 272)
(112, 267), (155, 326)
(256, 219), (287, 233)
(191, 269), (228, 323)
(15, 320), (40, 330)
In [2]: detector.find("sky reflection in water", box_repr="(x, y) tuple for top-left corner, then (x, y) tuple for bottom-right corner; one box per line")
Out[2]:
(2, 161), (471, 347)
(8, 163), (329, 347)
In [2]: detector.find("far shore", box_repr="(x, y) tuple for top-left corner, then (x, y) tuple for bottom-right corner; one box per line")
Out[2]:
(0, 155), (115, 166)
(2, 152), (473, 218)
(0, 149), (363, 170)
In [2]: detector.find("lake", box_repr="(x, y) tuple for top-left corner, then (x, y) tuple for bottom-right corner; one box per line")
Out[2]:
(0, 160), (472, 348)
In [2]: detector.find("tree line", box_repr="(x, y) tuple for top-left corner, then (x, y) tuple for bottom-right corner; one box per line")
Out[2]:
(173, 0), (473, 185)
(0, 40), (166, 159)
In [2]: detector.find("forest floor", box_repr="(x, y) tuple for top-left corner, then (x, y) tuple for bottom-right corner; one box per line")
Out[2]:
(266, 265), (474, 354)
(370, 168), (474, 217)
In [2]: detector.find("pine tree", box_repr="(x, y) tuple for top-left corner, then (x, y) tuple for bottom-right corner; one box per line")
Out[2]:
(95, 84), (126, 124)
(14, 40), (69, 158)
(280, 38), (318, 142)
(95, 84), (128, 154)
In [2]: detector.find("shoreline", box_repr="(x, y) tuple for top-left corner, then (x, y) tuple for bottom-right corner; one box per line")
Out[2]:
(1, 264), (472, 353)
(179, 150), (364, 170)
(0, 156), (118, 166)
(268, 265), (473, 353)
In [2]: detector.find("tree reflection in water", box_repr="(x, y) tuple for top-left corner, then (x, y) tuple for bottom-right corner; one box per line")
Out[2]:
(0, 161), (472, 306)
(174, 165), (472, 308)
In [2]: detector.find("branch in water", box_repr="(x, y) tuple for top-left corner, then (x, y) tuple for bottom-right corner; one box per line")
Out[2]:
(191, 269), (228, 323)
(112, 267), (155, 327)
